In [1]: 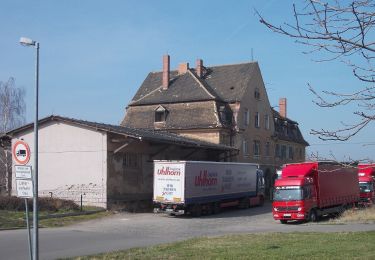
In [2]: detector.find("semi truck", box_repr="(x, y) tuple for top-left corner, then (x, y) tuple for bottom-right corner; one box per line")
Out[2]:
(153, 160), (265, 216)
(358, 164), (375, 205)
(272, 161), (359, 223)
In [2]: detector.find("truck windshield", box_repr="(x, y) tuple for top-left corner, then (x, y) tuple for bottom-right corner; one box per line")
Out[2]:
(359, 182), (373, 192)
(273, 187), (303, 201)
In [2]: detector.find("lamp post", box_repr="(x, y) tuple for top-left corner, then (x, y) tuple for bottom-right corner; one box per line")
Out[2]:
(20, 37), (39, 260)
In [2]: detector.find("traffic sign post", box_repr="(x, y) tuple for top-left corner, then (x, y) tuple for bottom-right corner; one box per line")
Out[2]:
(13, 141), (33, 260)
(13, 140), (31, 165)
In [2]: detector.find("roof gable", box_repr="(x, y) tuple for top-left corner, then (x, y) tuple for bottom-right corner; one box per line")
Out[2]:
(130, 70), (217, 106)
(204, 62), (258, 102)
(129, 61), (260, 106)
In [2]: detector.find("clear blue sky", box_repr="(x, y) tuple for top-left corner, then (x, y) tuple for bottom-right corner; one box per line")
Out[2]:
(0, 0), (373, 161)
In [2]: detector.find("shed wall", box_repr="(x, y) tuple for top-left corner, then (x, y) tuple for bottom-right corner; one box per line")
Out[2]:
(11, 121), (107, 208)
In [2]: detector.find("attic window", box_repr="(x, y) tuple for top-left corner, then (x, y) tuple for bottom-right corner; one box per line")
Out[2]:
(155, 106), (168, 122)
(254, 88), (260, 100)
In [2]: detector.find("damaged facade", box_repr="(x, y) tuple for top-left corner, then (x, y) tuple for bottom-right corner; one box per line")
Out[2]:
(122, 56), (309, 195)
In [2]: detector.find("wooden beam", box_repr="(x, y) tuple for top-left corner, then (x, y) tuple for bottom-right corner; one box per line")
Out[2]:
(114, 140), (134, 154)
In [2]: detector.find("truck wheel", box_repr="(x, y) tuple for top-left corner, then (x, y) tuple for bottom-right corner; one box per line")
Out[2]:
(204, 204), (213, 215)
(239, 197), (250, 209)
(280, 220), (288, 224)
(213, 202), (221, 214)
(338, 206), (345, 216)
(191, 204), (202, 217)
(259, 196), (265, 206)
(309, 210), (318, 222)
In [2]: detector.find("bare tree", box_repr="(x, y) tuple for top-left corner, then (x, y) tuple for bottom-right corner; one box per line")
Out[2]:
(256, 0), (375, 141)
(0, 77), (26, 133)
(0, 136), (11, 196)
(0, 77), (26, 195)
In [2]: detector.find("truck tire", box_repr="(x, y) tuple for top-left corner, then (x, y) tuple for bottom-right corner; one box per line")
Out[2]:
(191, 204), (202, 217)
(238, 197), (250, 209)
(309, 209), (318, 222)
(204, 203), (213, 215)
(213, 202), (221, 214)
(338, 206), (345, 215)
(259, 196), (265, 206)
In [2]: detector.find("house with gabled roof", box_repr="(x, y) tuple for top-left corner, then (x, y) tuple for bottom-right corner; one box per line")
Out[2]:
(122, 55), (309, 195)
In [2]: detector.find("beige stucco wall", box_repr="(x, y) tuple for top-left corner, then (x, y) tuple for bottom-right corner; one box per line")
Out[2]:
(11, 121), (107, 208)
(234, 65), (275, 165)
(174, 130), (220, 144)
(273, 140), (306, 164)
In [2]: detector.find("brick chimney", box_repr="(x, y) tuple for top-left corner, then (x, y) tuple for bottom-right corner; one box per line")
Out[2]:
(279, 98), (287, 118)
(196, 59), (203, 77)
(178, 62), (189, 75)
(162, 54), (170, 90)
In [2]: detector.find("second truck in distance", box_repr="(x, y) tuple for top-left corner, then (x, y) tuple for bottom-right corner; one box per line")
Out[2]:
(358, 164), (375, 205)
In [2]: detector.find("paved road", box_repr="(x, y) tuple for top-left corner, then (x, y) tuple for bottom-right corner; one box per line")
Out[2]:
(1, 203), (374, 260)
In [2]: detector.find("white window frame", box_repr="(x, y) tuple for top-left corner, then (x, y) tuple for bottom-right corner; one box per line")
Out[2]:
(253, 140), (260, 157)
(155, 105), (167, 123)
(244, 109), (250, 126)
(264, 114), (270, 130)
(242, 140), (249, 157)
(288, 146), (294, 160)
(265, 141), (270, 157)
(255, 112), (260, 128)
(281, 145), (287, 159)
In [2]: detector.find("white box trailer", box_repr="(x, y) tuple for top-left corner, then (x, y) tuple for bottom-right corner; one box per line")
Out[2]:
(153, 160), (265, 216)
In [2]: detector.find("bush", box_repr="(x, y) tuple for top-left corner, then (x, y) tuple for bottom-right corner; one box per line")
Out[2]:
(0, 196), (79, 211)
(0, 196), (24, 211)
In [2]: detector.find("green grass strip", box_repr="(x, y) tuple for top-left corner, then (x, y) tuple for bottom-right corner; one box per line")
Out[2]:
(72, 232), (375, 260)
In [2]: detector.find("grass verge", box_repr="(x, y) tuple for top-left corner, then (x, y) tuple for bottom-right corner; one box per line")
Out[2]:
(331, 206), (375, 224)
(0, 208), (112, 229)
(71, 232), (375, 260)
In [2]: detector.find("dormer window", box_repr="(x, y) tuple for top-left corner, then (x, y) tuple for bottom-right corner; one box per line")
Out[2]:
(155, 105), (168, 122)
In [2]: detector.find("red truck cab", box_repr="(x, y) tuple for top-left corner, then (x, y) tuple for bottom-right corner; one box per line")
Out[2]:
(273, 162), (318, 223)
(273, 162), (359, 224)
(358, 164), (375, 205)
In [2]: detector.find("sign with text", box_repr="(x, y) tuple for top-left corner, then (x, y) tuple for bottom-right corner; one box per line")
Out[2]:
(16, 179), (33, 198)
(15, 165), (32, 179)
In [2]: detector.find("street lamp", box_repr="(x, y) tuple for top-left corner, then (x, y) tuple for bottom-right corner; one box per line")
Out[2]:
(20, 36), (39, 260)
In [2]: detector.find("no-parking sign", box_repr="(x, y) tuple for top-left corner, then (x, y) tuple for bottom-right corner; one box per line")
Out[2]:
(12, 140), (31, 165)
